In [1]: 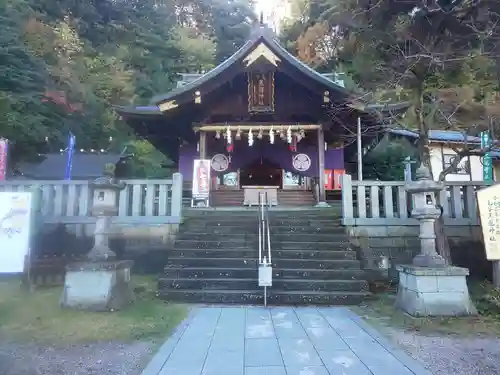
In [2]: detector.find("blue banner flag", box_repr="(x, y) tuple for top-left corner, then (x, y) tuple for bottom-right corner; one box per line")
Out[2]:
(64, 133), (76, 180)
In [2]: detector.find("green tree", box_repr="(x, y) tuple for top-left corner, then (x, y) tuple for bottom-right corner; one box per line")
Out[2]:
(0, 0), (257, 174)
(363, 141), (416, 181)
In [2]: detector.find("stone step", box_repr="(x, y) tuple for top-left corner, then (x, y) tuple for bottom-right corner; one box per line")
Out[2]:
(274, 249), (357, 260)
(176, 232), (350, 242)
(279, 268), (367, 280)
(173, 239), (351, 250)
(178, 225), (346, 235)
(274, 259), (360, 270)
(183, 213), (342, 220)
(167, 257), (258, 268)
(168, 248), (357, 260)
(173, 240), (254, 249)
(163, 267), (258, 279)
(183, 211), (341, 219)
(163, 267), (365, 280)
(274, 241), (352, 250)
(166, 257), (359, 269)
(268, 291), (372, 305)
(270, 226), (345, 234)
(183, 218), (343, 226)
(269, 218), (342, 225)
(176, 233), (256, 240)
(159, 277), (368, 292)
(158, 289), (371, 305)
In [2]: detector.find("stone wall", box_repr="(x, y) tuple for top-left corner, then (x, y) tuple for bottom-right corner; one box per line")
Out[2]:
(346, 224), (491, 281)
(34, 222), (180, 274)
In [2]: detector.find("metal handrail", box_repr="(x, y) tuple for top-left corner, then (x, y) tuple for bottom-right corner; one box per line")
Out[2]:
(258, 191), (271, 263)
(258, 192), (264, 264)
(264, 193), (271, 264)
(258, 191), (272, 306)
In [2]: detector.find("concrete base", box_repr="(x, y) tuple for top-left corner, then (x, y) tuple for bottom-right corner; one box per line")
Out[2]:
(395, 265), (477, 316)
(61, 260), (134, 311)
(314, 201), (331, 208)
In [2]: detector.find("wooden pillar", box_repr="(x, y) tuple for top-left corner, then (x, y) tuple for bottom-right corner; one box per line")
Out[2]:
(199, 131), (207, 159)
(317, 126), (327, 204)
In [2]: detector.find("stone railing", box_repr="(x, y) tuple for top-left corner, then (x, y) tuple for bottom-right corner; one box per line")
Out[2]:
(0, 173), (183, 225)
(341, 174), (491, 226)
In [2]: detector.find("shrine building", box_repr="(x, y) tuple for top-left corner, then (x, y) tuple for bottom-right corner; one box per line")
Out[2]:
(116, 24), (394, 207)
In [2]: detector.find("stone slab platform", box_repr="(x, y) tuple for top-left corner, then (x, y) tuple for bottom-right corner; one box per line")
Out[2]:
(141, 306), (432, 375)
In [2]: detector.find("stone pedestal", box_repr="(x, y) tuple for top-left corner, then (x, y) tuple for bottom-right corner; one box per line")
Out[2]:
(61, 260), (134, 311)
(395, 265), (477, 316)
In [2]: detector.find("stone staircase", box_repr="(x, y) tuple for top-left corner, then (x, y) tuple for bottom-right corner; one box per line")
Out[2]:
(210, 189), (316, 207)
(158, 209), (370, 305)
(210, 189), (244, 206)
(277, 190), (316, 206)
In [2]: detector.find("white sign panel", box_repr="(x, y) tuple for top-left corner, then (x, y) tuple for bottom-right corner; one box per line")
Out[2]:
(0, 192), (32, 273)
(477, 184), (500, 260)
(258, 264), (272, 287)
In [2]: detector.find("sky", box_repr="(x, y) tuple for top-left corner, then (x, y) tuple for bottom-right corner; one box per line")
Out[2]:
(254, 0), (291, 33)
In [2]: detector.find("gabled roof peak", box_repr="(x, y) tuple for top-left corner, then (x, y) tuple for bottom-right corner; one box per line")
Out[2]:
(250, 23), (275, 41)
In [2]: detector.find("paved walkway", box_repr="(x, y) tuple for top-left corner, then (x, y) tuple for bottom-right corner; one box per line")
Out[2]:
(141, 306), (432, 375)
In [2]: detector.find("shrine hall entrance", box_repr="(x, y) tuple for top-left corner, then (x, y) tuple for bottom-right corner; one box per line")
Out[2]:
(239, 158), (282, 188)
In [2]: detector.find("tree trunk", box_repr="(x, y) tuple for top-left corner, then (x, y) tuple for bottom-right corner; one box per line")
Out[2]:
(414, 82), (452, 264)
(434, 199), (452, 265)
(415, 85), (431, 168)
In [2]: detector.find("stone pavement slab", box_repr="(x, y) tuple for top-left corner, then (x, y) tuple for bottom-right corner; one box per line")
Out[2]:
(140, 306), (433, 375)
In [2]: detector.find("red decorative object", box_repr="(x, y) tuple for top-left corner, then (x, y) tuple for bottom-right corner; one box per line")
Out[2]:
(226, 143), (234, 153)
(289, 135), (297, 152)
(324, 169), (333, 190)
(333, 169), (345, 190)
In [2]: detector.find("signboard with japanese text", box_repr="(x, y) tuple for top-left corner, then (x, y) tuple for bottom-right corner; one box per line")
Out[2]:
(477, 184), (500, 260)
(0, 192), (32, 273)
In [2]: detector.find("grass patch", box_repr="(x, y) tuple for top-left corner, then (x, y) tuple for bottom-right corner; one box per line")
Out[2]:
(353, 281), (500, 336)
(0, 275), (188, 344)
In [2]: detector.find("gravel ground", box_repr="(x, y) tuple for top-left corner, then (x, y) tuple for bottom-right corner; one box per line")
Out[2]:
(0, 340), (155, 375)
(388, 330), (500, 375)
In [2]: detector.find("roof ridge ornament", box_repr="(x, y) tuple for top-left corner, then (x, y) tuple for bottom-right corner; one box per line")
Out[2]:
(243, 43), (281, 67)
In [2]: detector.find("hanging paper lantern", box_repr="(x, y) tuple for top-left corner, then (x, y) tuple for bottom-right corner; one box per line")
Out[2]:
(257, 126), (263, 140)
(286, 126), (292, 144)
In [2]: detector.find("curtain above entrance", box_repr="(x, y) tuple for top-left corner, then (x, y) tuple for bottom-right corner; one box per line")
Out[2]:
(179, 142), (344, 180)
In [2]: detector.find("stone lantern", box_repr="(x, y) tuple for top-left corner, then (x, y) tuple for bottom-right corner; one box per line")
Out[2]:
(61, 164), (134, 311)
(406, 165), (446, 267)
(395, 164), (476, 316)
(87, 164), (126, 261)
